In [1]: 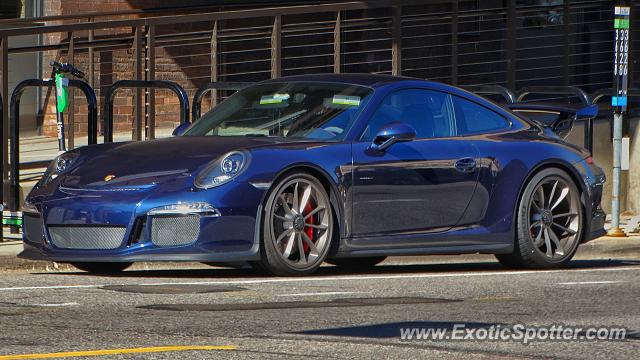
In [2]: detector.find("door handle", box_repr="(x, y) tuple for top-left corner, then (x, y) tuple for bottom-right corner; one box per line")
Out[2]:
(455, 158), (476, 173)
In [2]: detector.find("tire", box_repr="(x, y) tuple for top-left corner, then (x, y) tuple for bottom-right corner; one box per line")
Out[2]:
(70, 262), (132, 274)
(252, 172), (334, 276)
(496, 168), (584, 269)
(326, 257), (386, 271)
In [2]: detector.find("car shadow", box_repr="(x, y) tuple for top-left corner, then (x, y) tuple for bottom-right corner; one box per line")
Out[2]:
(296, 320), (503, 339)
(37, 258), (640, 278)
(295, 320), (640, 340)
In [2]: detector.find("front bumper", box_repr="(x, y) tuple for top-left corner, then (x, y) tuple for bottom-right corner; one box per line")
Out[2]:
(19, 180), (264, 263)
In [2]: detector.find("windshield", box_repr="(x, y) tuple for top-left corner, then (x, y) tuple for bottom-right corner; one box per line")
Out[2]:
(183, 82), (373, 140)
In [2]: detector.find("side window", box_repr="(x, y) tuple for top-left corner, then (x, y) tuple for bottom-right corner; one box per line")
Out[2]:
(452, 96), (510, 136)
(360, 89), (454, 141)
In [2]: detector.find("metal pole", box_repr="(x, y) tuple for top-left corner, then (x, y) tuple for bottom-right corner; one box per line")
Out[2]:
(0, 92), (3, 242)
(333, 12), (341, 74)
(146, 25), (156, 140)
(506, 0), (517, 90)
(451, 0), (458, 85)
(67, 31), (75, 149)
(271, 16), (281, 78)
(133, 26), (143, 141)
(608, 3), (630, 237)
(391, 6), (401, 76)
(211, 21), (218, 107)
(1, 36), (9, 214)
(611, 113), (623, 232)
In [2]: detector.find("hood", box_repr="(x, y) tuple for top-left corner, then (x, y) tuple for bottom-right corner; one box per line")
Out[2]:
(60, 136), (282, 189)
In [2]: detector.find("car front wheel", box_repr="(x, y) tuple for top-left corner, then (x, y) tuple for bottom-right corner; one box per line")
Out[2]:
(253, 172), (334, 276)
(496, 168), (583, 269)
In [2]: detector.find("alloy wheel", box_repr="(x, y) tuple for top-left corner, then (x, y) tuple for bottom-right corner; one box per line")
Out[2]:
(528, 177), (581, 259)
(269, 178), (331, 269)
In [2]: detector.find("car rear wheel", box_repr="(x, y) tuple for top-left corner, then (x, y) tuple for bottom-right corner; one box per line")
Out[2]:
(253, 172), (334, 276)
(496, 168), (583, 269)
(326, 257), (387, 271)
(70, 262), (132, 274)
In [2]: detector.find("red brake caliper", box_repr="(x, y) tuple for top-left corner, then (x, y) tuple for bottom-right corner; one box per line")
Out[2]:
(302, 201), (315, 252)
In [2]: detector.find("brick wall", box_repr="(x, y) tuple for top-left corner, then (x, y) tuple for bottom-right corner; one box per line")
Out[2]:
(40, 0), (219, 139)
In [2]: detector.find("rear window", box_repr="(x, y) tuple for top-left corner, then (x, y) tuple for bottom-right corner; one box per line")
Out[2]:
(452, 96), (510, 135)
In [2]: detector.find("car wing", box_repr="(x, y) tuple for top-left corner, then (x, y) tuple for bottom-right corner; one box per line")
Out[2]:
(502, 103), (598, 138)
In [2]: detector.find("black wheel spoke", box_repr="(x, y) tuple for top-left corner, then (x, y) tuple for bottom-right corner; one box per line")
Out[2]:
(553, 212), (578, 219)
(527, 175), (580, 260)
(552, 222), (577, 236)
(547, 229), (565, 256)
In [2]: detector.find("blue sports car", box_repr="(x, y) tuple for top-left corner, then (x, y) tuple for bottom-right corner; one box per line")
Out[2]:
(19, 74), (606, 275)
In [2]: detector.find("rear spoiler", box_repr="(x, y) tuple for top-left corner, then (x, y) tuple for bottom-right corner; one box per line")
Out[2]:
(503, 103), (598, 138)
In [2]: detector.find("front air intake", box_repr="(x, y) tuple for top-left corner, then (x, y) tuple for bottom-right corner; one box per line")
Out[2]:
(48, 226), (126, 249)
(150, 215), (200, 247)
(23, 213), (45, 244)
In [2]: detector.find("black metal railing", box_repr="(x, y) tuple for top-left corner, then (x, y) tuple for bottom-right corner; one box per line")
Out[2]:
(462, 85), (517, 104)
(103, 80), (189, 143)
(515, 86), (595, 154)
(8, 78), (98, 212)
(192, 82), (251, 121)
(517, 86), (591, 105)
(591, 88), (640, 104)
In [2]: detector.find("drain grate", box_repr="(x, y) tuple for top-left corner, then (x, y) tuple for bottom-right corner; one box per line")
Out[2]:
(138, 297), (460, 312)
(101, 284), (246, 294)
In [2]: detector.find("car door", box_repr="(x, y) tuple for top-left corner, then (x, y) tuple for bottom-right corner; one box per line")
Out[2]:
(351, 88), (480, 238)
(447, 94), (516, 226)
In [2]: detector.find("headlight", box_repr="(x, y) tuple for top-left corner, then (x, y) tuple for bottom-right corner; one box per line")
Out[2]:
(40, 152), (79, 186)
(194, 151), (249, 189)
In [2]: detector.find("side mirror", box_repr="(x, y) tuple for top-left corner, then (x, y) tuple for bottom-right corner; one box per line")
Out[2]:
(172, 122), (191, 136)
(370, 121), (417, 151)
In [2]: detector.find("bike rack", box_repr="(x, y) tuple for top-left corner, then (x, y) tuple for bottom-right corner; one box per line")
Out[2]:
(0, 93), (3, 242)
(103, 80), (189, 143)
(516, 86), (593, 154)
(590, 88), (640, 104)
(8, 78), (98, 213)
(461, 85), (517, 104)
(517, 86), (591, 105)
(591, 88), (640, 140)
(192, 81), (251, 121)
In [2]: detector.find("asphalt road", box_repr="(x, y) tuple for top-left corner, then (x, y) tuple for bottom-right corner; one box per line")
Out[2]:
(0, 256), (638, 359)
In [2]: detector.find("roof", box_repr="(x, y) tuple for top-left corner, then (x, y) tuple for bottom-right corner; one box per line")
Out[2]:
(262, 73), (420, 88)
